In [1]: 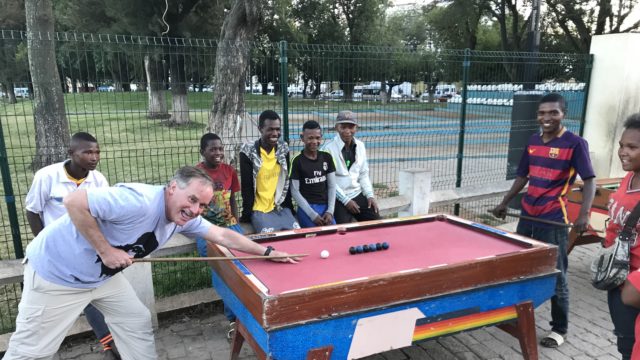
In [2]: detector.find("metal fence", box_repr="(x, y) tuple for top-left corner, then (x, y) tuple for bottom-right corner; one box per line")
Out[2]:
(0, 30), (592, 333)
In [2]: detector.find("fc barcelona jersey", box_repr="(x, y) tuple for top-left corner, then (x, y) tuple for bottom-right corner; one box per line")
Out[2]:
(516, 128), (595, 226)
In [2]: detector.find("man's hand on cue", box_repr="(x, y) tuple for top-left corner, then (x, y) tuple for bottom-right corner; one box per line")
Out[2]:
(100, 246), (133, 269)
(268, 250), (302, 264)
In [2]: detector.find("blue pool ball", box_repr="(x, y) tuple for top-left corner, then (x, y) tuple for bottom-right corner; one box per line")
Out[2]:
(381, 242), (389, 250)
(356, 245), (364, 254)
(349, 246), (357, 255)
(363, 244), (370, 252)
(376, 243), (382, 250)
(368, 243), (377, 252)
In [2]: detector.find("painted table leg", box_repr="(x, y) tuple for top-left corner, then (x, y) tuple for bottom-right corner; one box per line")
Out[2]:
(497, 301), (538, 360)
(229, 320), (267, 360)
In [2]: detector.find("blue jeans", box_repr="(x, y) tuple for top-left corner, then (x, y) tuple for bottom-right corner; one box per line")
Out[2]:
(84, 303), (111, 340)
(196, 223), (244, 323)
(608, 286), (639, 360)
(297, 204), (336, 228)
(251, 208), (299, 233)
(517, 221), (569, 334)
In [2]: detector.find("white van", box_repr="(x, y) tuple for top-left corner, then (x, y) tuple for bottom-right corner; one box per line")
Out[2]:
(14, 88), (29, 98)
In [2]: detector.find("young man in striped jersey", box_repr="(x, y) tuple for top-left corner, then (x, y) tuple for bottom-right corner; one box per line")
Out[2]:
(492, 93), (596, 348)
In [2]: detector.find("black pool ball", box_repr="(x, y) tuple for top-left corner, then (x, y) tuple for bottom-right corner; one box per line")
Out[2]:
(368, 243), (377, 252)
(381, 242), (389, 250)
(349, 246), (357, 255)
(375, 243), (382, 250)
(363, 244), (370, 252)
(356, 245), (364, 253)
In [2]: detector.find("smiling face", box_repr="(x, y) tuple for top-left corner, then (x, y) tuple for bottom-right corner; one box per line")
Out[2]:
(165, 179), (214, 226)
(259, 118), (281, 148)
(619, 128), (640, 174)
(201, 139), (224, 168)
(537, 102), (564, 136)
(301, 128), (322, 153)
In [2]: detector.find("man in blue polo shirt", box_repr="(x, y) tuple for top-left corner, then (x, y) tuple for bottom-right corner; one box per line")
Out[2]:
(492, 93), (596, 348)
(4, 166), (300, 360)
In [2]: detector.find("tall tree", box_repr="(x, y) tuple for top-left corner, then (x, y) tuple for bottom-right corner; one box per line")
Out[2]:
(292, 0), (346, 98)
(332, 0), (389, 100)
(0, 0), (27, 104)
(545, 0), (640, 53)
(209, 0), (262, 164)
(25, 0), (70, 169)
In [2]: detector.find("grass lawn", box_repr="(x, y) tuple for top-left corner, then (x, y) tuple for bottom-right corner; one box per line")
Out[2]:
(0, 90), (439, 333)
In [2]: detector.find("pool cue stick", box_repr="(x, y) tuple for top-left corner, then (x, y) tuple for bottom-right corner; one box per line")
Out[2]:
(132, 254), (308, 263)
(486, 210), (605, 233)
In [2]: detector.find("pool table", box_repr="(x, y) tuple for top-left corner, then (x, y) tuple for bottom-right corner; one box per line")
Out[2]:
(207, 214), (558, 360)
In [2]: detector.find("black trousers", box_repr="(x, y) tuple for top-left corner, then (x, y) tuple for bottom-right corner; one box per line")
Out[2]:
(608, 286), (639, 360)
(334, 193), (381, 224)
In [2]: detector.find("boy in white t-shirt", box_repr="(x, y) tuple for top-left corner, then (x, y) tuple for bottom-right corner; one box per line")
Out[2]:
(25, 132), (118, 358)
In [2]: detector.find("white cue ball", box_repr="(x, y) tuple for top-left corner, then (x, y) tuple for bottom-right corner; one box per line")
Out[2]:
(320, 250), (330, 259)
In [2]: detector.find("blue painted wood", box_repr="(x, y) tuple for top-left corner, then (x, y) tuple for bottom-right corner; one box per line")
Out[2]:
(211, 271), (269, 353)
(211, 271), (556, 359)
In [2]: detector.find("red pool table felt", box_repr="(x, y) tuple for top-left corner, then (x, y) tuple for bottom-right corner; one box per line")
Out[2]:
(229, 221), (527, 295)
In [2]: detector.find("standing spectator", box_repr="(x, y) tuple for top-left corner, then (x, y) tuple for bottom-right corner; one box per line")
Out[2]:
(194, 133), (242, 339)
(240, 110), (299, 233)
(492, 93), (596, 348)
(290, 120), (336, 227)
(605, 114), (640, 360)
(322, 110), (380, 224)
(24, 132), (119, 359)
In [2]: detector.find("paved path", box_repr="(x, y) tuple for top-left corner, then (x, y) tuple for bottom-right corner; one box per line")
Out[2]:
(53, 243), (619, 360)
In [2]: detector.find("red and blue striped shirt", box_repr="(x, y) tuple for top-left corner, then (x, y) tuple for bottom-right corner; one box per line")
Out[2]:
(516, 128), (595, 226)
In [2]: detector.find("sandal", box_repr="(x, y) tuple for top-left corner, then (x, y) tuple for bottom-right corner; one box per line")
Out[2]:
(540, 331), (565, 348)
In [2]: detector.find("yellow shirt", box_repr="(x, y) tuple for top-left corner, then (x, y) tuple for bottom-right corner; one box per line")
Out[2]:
(253, 147), (280, 213)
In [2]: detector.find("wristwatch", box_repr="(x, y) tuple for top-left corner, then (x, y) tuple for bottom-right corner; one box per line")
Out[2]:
(263, 246), (275, 256)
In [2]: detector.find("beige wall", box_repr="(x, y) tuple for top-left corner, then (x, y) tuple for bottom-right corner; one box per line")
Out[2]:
(583, 33), (640, 178)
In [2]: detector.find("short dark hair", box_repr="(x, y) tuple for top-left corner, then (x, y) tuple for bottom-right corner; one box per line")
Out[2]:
(69, 132), (98, 151)
(71, 132), (98, 144)
(199, 133), (222, 151)
(539, 93), (567, 112)
(624, 113), (640, 130)
(258, 110), (281, 129)
(170, 166), (213, 189)
(302, 120), (321, 132)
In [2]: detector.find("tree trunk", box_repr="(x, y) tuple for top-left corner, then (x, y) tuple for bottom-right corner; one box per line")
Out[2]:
(25, 0), (70, 170)
(169, 54), (190, 125)
(2, 84), (17, 104)
(208, 0), (263, 165)
(144, 55), (169, 119)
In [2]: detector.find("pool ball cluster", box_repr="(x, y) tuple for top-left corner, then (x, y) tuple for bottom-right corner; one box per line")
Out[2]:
(349, 242), (389, 255)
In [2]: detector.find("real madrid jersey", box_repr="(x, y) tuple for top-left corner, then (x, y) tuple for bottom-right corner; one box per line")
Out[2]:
(289, 151), (336, 205)
(516, 128), (595, 226)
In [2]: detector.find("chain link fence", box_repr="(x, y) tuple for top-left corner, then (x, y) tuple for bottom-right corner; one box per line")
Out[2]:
(0, 30), (592, 333)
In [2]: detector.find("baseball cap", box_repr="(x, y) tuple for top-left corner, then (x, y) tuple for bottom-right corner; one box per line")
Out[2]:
(336, 110), (358, 125)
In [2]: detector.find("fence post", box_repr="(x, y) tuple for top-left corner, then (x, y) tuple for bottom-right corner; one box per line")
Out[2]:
(0, 116), (24, 258)
(279, 40), (289, 142)
(454, 49), (471, 216)
(578, 54), (593, 137)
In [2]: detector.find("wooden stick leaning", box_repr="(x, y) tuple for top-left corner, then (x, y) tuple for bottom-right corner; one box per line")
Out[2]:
(486, 210), (605, 233)
(132, 254), (308, 263)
